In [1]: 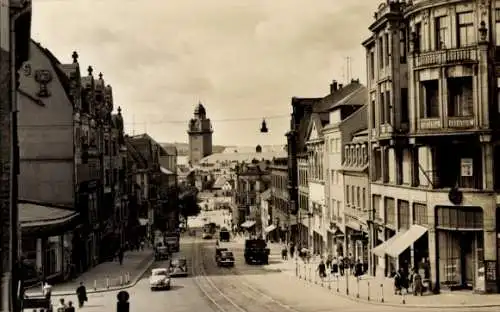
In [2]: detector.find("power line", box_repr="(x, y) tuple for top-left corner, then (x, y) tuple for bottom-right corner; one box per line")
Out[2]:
(18, 114), (290, 128)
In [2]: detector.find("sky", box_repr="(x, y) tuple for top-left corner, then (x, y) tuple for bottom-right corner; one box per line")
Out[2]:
(32, 0), (380, 146)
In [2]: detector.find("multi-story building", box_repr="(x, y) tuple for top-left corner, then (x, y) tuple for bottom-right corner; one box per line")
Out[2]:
(234, 161), (271, 231)
(187, 103), (213, 166)
(159, 145), (178, 231)
(364, 0), (500, 293)
(18, 41), (80, 284)
(1, 2), (31, 310)
(268, 157), (288, 242)
(288, 80), (367, 255)
(341, 129), (370, 272)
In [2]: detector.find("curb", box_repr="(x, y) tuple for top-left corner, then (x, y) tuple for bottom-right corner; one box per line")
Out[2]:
(291, 270), (500, 309)
(28, 253), (155, 298)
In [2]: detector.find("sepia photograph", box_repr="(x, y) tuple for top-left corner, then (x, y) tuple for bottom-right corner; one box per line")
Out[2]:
(2, 0), (500, 311)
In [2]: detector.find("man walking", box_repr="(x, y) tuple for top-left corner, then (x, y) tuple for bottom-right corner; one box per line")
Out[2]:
(76, 282), (87, 308)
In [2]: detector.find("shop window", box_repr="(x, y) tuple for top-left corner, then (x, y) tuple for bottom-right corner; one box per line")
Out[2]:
(436, 206), (483, 229)
(397, 200), (410, 230)
(44, 236), (61, 276)
(372, 195), (381, 220)
(413, 203), (428, 225)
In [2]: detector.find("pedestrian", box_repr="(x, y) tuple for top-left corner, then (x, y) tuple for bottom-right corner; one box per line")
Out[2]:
(354, 259), (363, 278)
(290, 243), (295, 259)
(339, 256), (345, 276)
(412, 268), (424, 296)
(118, 248), (124, 265)
(331, 257), (339, 277)
(76, 282), (87, 308)
(42, 281), (52, 301)
(317, 260), (327, 279)
(65, 301), (75, 312)
(326, 253), (333, 269)
(281, 246), (288, 260)
(56, 298), (67, 312)
(393, 269), (402, 295)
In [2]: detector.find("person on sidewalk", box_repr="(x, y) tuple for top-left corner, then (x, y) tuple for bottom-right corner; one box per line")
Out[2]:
(325, 253), (333, 269)
(354, 259), (363, 278)
(76, 282), (88, 308)
(118, 248), (124, 265)
(281, 246), (288, 260)
(42, 281), (52, 301)
(290, 243), (295, 259)
(56, 298), (67, 312)
(338, 256), (345, 276)
(412, 268), (424, 296)
(65, 301), (75, 312)
(317, 260), (327, 279)
(331, 257), (339, 277)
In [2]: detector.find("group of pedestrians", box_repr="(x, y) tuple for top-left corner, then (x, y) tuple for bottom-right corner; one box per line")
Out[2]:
(41, 281), (88, 311)
(317, 255), (365, 280)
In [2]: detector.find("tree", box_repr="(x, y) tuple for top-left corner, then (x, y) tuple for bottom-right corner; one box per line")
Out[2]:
(178, 186), (201, 218)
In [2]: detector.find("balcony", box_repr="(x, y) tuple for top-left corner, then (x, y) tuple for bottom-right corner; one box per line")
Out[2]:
(415, 46), (478, 68)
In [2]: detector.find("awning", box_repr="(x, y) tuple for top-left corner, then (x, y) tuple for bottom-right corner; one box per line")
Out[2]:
(138, 218), (149, 226)
(372, 232), (403, 257)
(20, 202), (80, 236)
(160, 166), (174, 175)
(241, 221), (256, 228)
(264, 224), (276, 233)
(385, 225), (428, 258)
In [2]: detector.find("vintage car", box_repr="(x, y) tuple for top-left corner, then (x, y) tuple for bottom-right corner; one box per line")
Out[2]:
(154, 243), (170, 261)
(149, 268), (171, 290)
(217, 250), (235, 267)
(169, 257), (188, 277)
(215, 247), (228, 262)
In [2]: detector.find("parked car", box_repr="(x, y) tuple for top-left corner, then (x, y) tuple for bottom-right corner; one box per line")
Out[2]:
(169, 258), (188, 277)
(149, 268), (171, 291)
(217, 250), (235, 267)
(215, 247), (228, 262)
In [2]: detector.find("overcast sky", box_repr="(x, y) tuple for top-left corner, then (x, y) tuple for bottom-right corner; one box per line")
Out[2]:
(32, 0), (379, 146)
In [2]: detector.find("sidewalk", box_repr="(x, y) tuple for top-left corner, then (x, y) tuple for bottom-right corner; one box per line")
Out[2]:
(272, 256), (500, 308)
(26, 248), (154, 297)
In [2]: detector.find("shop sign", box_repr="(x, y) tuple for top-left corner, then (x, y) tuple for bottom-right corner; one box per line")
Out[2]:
(460, 158), (473, 177)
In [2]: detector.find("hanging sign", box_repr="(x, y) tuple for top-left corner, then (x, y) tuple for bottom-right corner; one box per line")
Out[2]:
(460, 158), (473, 177)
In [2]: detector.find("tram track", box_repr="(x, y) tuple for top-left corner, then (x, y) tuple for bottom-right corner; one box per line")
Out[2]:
(191, 236), (299, 312)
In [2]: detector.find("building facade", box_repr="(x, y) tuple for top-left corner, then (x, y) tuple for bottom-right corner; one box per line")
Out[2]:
(187, 103), (213, 166)
(341, 129), (370, 273)
(268, 157), (289, 242)
(364, 0), (500, 293)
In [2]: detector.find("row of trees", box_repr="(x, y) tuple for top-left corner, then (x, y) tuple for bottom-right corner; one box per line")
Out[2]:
(177, 184), (201, 221)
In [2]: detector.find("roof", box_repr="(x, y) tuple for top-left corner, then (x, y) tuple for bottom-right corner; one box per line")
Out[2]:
(160, 144), (177, 156)
(260, 189), (272, 200)
(31, 40), (72, 102)
(213, 175), (230, 189)
(125, 137), (148, 169)
(20, 203), (79, 227)
(314, 80), (366, 112)
(199, 151), (286, 164)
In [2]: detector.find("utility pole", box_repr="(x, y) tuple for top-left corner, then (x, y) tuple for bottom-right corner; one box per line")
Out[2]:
(0, 1), (31, 312)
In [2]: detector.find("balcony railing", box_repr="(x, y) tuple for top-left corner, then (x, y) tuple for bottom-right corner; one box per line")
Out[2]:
(415, 46), (478, 68)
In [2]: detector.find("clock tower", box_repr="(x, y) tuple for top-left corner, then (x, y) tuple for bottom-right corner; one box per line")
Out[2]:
(187, 102), (213, 165)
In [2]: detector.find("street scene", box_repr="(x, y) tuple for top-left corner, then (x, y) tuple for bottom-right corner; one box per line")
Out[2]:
(3, 0), (500, 311)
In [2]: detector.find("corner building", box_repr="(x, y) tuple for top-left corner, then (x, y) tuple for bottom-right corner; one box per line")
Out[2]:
(364, 0), (500, 293)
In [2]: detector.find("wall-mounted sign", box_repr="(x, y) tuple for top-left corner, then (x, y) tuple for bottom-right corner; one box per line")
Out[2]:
(34, 69), (53, 97)
(22, 63), (31, 76)
(460, 158), (473, 177)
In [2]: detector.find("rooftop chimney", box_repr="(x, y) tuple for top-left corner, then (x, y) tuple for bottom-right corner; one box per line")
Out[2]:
(330, 80), (338, 93)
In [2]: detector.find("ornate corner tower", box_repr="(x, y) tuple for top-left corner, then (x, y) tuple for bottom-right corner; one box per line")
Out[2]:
(187, 102), (213, 165)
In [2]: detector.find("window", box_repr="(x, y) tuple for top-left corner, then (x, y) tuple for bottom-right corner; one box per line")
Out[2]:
(436, 206), (483, 229)
(373, 148), (382, 181)
(397, 200), (410, 230)
(400, 29), (407, 63)
(448, 77), (473, 117)
(370, 51), (375, 79)
(385, 90), (391, 124)
(378, 37), (384, 69)
(435, 16), (448, 49)
(370, 95), (376, 127)
(362, 188), (366, 210)
(415, 23), (422, 52)
(346, 186), (350, 204)
(384, 197), (395, 226)
(401, 88), (409, 123)
(356, 187), (360, 209)
(372, 195), (381, 220)
(413, 203), (428, 225)
(496, 9), (500, 46)
(457, 12), (474, 47)
(384, 33), (390, 66)
(379, 91), (386, 124)
(420, 80), (440, 118)
(351, 185), (355, 204)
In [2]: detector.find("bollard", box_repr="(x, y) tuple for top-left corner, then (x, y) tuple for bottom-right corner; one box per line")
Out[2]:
(117, 291), (130, 312)
(94, 279), (97, 291)
(336, 275), (339, 292)
(367, 281), (370, 301)
(328, 276), (331, 290)
(380, 283), (384, 303)
(295, 261), (298, 277)
(356, 277), (360, 298)
(126, 272), (131, 284)
(120, 275), (123, 286)
(401, 288), (406, 304)
(106, 277), (110, 289)
(308, 266), (312, 282)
